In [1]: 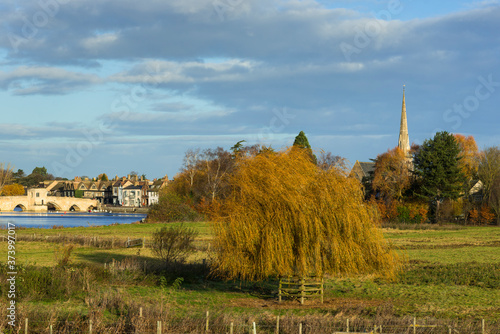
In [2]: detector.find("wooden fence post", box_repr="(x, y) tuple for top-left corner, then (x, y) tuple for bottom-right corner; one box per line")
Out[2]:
(482, 319), (485, 334)
(25, 318), (29, 334)
(89, 319), (92, 334)
(346, 319), (350, 333)
(278, 279), (282, 303)
(205, 310), (209, 333)
(143, 236), (146, 248)
(320, 277), (324, 304)
(413, 317), (416, 334)
(139, 307), (143, 318)
(49, 324), (53, 334)
(300, 277), (305, 305)
(157, 320), (162, 334)
(276, 316), (280, 334)
(230, 322), (234, 334)
(299, 322), (302, 334)
(253, 322), (257, 334)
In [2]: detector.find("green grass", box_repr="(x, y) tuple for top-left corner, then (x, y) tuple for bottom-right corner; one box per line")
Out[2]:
(1, 222), (500, 332)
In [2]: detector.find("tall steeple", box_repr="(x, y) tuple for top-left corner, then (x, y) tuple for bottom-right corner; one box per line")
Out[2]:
(398, 85), (410, 155)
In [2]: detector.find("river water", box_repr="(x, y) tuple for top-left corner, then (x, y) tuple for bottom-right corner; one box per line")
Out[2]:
(0, 212), (147, 229)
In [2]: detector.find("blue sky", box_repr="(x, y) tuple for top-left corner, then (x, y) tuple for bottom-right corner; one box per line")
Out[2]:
(1, 0), (499, 180)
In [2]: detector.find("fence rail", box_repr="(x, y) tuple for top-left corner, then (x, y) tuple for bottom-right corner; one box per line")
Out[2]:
(5, 315), (494, 334)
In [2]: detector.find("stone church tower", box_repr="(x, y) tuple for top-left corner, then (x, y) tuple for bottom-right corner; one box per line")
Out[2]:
(398, 85), (410, 155)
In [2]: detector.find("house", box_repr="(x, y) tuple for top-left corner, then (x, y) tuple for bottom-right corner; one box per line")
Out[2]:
(122, 185), (142, 207)
(350, 160), (375, 183)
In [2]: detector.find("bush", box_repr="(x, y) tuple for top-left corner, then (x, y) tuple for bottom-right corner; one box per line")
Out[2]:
(150, 225), (198, 264)
(147, 192), (203, 222)
(54, 244), (74, 267)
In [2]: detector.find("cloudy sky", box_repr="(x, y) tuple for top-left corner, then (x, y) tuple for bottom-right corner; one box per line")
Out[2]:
(1, 0), (499, 180)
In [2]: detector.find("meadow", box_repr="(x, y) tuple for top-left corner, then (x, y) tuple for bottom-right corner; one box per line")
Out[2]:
(0, 222), (499, 333)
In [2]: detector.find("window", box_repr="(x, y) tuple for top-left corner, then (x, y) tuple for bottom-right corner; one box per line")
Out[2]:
(36, 192), (39, 197)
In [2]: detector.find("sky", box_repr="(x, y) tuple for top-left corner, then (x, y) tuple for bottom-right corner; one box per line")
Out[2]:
(0, 0), (499, 180)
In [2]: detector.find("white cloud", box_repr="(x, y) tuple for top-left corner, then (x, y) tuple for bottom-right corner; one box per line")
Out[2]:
(0, 66), (102, 94)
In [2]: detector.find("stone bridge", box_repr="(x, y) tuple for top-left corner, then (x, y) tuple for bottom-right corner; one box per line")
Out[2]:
(0, 188), (98, 212)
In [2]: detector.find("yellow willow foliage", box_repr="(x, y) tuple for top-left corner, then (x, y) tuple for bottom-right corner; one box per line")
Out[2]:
(211, 148), (401, 281)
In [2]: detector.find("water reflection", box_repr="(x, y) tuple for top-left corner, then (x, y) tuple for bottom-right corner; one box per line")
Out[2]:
(0, 212), (147, 229)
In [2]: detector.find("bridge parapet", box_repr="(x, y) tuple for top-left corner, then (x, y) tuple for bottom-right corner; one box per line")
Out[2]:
(0, 191), (98, 212)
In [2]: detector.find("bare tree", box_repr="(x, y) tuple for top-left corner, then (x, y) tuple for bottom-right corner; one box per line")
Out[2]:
(0, 163), (13, 195)
(182, 148), (201, 189)
(478, 146), (500, 225)
(317, 151), (345, 171)
(202, 147), (233, 201)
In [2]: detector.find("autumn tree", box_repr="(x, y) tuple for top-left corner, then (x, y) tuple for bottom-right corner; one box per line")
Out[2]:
(1, 183), (25, 196)
(453, 134), (480, 223)
(211, 148), (400, 281)
(454, 134), (479, 180)
(372, 147), (411, 203)
(413, 131), (465, 222)
(478, 146), (500, 225)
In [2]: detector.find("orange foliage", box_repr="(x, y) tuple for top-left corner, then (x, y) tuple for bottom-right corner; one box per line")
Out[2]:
(372, 198), (428, 224)
(372, 198), (398, 221)
(1, 183), (25, 196)
(372, 147), (411, 202)
(454, 134), (479, 180)
(469, 204), (495, 225)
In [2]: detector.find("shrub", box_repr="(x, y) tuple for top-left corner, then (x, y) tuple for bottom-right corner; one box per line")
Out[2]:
(147, 191), (203, 222)
(54, 244), (74, 267)
(150, 225), (198, 264)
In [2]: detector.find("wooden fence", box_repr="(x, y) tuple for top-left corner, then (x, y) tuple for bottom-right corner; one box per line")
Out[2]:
(278, 276), (324, 304)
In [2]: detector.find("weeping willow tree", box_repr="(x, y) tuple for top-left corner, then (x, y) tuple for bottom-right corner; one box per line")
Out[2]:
(211, 148), (400, 281)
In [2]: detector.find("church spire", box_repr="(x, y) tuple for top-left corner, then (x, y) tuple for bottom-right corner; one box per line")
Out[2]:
(398, 85), (410, 154)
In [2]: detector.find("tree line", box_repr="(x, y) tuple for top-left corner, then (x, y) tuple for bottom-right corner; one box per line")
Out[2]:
(368, 131), (500, 225)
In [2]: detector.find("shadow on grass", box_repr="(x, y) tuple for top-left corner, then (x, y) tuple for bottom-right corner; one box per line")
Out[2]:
(76, 251), (278, 299)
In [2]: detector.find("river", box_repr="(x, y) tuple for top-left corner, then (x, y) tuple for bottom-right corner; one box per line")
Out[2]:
(0, 212), (147, 229)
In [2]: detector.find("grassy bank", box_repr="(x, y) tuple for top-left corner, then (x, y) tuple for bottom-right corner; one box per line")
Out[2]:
(1, 222), (499, 333)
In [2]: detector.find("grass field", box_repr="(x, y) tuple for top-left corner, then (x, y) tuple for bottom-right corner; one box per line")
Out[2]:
(1, 222), (499, 333)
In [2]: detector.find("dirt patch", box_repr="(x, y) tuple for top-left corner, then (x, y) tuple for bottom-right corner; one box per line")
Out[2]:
(227, 297), (387, 310)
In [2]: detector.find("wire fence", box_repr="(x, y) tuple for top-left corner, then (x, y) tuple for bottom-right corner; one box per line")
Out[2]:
(2, 313), (498, 334)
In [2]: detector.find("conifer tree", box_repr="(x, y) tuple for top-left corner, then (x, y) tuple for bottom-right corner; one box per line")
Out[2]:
(413, 131), (465, 222)
(293, 131), (311, 149)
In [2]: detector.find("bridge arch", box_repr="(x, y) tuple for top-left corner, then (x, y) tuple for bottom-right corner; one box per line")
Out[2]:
(47, 202), (63, 211)
(13, 204), (27, 211)
(69, 204), (81, 212)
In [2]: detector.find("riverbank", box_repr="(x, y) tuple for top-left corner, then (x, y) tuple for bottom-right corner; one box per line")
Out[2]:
(101, 205), (149, 214)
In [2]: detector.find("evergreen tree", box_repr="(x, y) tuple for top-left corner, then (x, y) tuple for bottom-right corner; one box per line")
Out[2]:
(293, 131), (311, 149)
(413, 131), (465, 222)
(293, 131), (316, 164)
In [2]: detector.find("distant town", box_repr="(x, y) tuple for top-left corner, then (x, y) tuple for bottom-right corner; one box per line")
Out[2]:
(0, 171), (168, 212)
